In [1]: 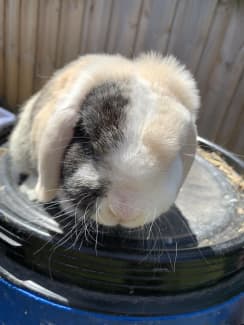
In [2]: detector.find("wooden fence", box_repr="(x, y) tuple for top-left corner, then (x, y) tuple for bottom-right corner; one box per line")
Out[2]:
(0, 0), (243, 154)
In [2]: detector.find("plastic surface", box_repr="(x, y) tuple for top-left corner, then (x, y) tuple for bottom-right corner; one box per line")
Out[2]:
(1, 247), (244, 316)
(0, 107), (16, 137)
(0, 277), (244, 324)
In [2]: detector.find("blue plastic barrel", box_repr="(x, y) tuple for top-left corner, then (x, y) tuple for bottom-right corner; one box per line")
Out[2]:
(0, 277), (244, 325)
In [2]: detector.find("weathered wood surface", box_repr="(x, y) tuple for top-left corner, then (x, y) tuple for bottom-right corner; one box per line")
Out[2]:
(19, 0), (39, 103)
(5, 0), (20, 108)
(0, 0), (4, 100)
(0, 0), (243, 154)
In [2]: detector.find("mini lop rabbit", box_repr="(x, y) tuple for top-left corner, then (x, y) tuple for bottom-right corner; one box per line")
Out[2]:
(9, 53), (200, 228)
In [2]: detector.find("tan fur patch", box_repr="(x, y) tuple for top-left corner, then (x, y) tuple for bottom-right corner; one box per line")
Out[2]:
(135, 53), (200, 120)
(142, 96), (191, 167)
(143, 117), (177, 168)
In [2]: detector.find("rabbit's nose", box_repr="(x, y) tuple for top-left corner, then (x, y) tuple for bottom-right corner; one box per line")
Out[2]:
(108, 189), (141, 221)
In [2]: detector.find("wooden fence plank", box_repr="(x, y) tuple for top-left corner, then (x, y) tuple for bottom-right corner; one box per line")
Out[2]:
(56, 0), (85, 69)
(34, 0), (61, 91)
(5, 0), (20, 109)
(0, 0), (4, 100)
(18, 0), (39, 104)
(196, 0), (233, 99)
(229, 74), (244, 154)
(79, 0), (89, 54)
(167, 0), (218, 72)
(216, 71), (244, 154)
(134, 0), (178, 55)
(106, 0), (143, 57)
(197, 1), (244, 141)
(82, 0), (113, 54)
(232, 109), (244, 155)
(215, 46), (244, 141)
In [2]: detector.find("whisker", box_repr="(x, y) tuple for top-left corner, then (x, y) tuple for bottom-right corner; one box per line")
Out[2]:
(173, 241), (178, 272)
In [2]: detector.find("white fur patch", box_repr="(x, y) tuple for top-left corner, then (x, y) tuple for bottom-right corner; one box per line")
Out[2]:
(108, 77), (159, 179)
(73, 163), (100, 187)
(95, 79), (187, 228)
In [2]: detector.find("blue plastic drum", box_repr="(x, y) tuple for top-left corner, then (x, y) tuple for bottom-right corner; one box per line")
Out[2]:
(0, 276), (244, 324)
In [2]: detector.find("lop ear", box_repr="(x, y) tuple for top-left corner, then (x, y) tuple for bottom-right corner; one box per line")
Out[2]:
(143, 98), (197, 174)
(35, 107), (79, 202)
(143, 115), (181, 168)
(179, 121), (197, 187)
(33, 58), (95, 202)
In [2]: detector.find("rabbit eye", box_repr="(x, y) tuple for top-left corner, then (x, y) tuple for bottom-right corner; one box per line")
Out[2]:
(72, 122), (94, 158)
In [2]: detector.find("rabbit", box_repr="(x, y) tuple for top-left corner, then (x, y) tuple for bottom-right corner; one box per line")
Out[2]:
(9, 52), (200, 229)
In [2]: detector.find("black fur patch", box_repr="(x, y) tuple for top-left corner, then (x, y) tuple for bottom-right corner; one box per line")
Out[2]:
(80, 81), (129, 155)
(61, 141), (107, 218)
(60, 80), (130, 217)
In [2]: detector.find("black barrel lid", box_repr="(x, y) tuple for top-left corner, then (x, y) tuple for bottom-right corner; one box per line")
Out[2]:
(0, 138), (243, 308)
